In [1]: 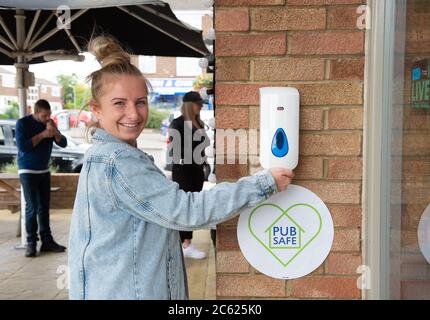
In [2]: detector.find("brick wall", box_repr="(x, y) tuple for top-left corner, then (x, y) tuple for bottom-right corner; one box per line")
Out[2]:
(0, 173), (79, 211)
(214, 0), (366, 299)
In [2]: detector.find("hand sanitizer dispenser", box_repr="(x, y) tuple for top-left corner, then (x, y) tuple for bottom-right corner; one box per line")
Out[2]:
(259, 87), (299, 169)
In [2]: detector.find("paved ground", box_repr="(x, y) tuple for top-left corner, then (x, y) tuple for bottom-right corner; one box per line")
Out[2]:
(0, 209), (215, 300)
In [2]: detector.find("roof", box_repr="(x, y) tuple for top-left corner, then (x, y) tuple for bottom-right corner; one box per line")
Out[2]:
(0, 67), (14, 75)
(0, 67), (59, 86)
(265, 212), (305, 234)
(35, 78), (60, 86)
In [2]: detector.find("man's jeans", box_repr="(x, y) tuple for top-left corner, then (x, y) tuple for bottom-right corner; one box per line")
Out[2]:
(19, 172), (52, 244)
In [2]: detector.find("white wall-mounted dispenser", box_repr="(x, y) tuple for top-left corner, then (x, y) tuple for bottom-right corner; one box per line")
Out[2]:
(259, 87), (299, 169)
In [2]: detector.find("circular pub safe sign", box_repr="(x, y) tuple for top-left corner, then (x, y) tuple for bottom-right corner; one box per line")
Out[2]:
(237, 184), (334, 279)
(418, 203), (430, 264)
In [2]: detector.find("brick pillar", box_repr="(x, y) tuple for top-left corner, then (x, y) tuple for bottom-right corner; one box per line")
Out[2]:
(214, 0), (365, 299)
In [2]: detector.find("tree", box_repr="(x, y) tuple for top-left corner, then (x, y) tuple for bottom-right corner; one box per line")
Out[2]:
(56, 74), (78, 109)
(56, 74), (91, 110)
(0, 101), (19, 119)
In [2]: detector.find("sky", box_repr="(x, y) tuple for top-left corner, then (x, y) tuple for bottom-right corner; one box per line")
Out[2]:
(0, 9), (210, 84)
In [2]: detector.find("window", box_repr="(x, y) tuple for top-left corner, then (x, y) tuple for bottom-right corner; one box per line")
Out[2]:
(365, 0), (430, 300)
(176, 57), (201, 76)
(51, 86), (61, 97)
(139, 56), (157, 74)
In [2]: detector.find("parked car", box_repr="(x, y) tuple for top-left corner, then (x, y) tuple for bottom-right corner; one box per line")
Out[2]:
(163, 109), (215, 180)
(0, 119), (89, 173)
(51, 109), (93, 130)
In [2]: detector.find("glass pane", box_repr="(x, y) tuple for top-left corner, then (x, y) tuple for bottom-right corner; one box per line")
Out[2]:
(390, 0), (430, 300)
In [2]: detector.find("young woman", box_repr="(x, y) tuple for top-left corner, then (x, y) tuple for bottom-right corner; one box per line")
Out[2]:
(68, 36), (294, 300)
(169, 91), (209, 259)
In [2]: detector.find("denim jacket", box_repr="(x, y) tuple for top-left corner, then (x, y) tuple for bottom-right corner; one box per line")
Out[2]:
(68, 128), (277, 300)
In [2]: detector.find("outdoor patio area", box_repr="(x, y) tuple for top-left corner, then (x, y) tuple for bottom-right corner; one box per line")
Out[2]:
(0, 209), (215, 300)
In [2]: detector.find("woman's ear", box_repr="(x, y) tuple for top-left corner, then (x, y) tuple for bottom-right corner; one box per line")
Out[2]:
(89, 98), (101, 120)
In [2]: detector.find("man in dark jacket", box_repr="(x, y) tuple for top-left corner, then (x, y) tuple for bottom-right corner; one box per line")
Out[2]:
(15, 99), (67, 257)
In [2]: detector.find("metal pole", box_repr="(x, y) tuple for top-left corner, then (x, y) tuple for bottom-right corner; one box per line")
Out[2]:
(15, 9), (28, 118)
(15, 9), (28, 249)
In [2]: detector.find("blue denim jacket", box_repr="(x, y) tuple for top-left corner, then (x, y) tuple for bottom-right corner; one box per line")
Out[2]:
(68, 128), (277, 300)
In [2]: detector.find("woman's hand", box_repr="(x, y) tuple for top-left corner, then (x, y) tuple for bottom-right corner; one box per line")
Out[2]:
(270, 168), (295, 192)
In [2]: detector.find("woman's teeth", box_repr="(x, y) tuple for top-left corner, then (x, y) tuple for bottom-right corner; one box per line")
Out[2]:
(120, 123), (140, 128)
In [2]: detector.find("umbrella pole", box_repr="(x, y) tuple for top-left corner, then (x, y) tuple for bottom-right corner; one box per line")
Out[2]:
(15, 9), (28, 250)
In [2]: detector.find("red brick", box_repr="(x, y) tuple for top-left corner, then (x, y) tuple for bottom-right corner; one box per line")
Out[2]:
(253, 8), (326, 31)
(254, 58), (325, 81)
(216, 9), (249, 32)
(403, 134), (430, 157)
(216, 59), (250, 81)
(217, 275), (286, 297)
(328, 205), (362, 227)
(300, 134), (362, 156)
(217, 163), (249, 181)
(327, 252), (362, 275)
(300, 108), (324, 130)
(401, 280), (430, 299)
(248, 106), (260, 129)
(290, 31), (364, 55)
(216, 83), (262, 105)
(294, 157), (324, 179)
(216, 34), (286, 57)
(287, 0), (363, 4)
(332, 228), (361, 251)
(328, 108), (363, 130)
(216, 250), (249, 273)
(298, 181), (361, 204)
(327, 159), (363, 180)
(327, 6), (361, 30)
(216, 0), (285, 5)
(216, 107), (249, 129)
(291, 276), (361, 299)
(296, 83), (363, 106)
(216, 227), (240, 250)
(330, 59), (365, 80)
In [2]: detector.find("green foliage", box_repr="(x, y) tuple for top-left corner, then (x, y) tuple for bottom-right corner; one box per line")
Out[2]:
(193, 74), (213, 91)
(146, 108), (169, 129)
(0, 101), (19, 119)
(57, 73), (87, 109)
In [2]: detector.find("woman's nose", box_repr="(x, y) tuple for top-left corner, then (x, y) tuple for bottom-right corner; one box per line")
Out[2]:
(126, 104), (140, 119)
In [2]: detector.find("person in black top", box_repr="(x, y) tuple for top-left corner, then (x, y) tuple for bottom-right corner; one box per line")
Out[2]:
(168, 91), (210, 259)
(15, 99), (68, 257)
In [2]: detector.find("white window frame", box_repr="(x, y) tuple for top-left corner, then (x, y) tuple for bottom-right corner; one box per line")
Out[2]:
(363, 0), (407, 300)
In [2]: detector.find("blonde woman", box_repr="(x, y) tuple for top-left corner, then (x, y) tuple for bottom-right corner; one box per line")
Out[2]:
(68, 36), (294, 299)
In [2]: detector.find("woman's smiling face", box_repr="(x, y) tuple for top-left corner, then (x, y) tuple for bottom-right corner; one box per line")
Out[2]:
(91, 74), (148, 146)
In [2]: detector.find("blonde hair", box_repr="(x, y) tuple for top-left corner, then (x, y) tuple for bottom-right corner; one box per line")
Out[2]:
(83, 35), (150, 140)
(181, 101), (204, 128)
(87, 35), (147, 101)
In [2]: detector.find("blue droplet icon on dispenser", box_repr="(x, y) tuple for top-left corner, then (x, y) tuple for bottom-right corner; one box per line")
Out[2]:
(271, 128), (289, 158)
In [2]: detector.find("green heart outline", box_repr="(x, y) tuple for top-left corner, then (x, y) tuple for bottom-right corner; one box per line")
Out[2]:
(248, 203), (322, 267)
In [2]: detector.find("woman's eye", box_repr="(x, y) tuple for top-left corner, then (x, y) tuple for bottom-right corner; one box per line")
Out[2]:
(114, 101), (125, 106)
(137, 101), (147, 107)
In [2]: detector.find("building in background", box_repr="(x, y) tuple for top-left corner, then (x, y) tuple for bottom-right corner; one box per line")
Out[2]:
(0, 67), (63, 115)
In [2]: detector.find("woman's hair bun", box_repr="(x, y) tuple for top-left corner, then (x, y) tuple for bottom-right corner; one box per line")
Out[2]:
(88, 35), (131, 68)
